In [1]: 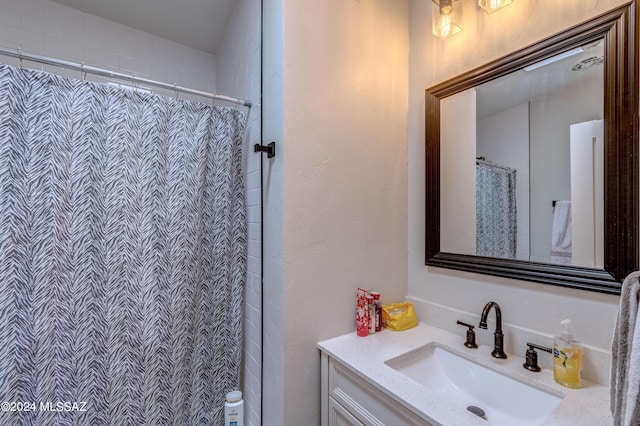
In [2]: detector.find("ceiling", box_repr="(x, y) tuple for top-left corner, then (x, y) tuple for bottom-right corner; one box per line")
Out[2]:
(51, 0), (237, 54)
(476, 40), (604, 120)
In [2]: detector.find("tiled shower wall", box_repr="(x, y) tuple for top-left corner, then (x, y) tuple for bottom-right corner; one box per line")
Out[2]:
(0, 0), (262, 423)
(0, 0), (217, 93)
(216, 0), (262, 425)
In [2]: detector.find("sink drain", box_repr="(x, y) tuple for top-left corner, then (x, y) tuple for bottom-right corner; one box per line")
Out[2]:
(467, 405), (487, 420)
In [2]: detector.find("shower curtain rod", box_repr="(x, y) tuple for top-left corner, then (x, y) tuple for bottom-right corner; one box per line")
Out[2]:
(476, 158), (515, 172)
(0, 47), (252, 108)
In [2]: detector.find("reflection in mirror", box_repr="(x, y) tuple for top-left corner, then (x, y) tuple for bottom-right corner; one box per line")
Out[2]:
(440, 40), (604, 268)
(425, 2), (638, 294)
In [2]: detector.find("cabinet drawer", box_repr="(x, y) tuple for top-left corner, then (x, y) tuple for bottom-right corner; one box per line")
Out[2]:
(329, 397), (365, 426)
(329, 358), (431, 426)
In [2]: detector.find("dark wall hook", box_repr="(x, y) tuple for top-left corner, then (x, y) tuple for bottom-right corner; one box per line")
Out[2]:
(254, 141), (276, 158)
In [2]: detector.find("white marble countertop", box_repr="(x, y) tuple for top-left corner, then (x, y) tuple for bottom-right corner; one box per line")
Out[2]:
(318, 323), (612, 426)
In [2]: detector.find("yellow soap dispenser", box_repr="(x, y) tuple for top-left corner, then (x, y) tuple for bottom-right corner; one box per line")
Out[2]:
(553, 319), (583, 388)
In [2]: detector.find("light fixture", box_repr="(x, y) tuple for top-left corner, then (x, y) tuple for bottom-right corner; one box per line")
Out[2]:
(478, 0), (513, 13)
(432, 0), (462, 39)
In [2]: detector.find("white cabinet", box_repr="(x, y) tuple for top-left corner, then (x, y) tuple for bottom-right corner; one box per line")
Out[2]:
(329, 398), (364, 426)
(320, 352), (432, 426)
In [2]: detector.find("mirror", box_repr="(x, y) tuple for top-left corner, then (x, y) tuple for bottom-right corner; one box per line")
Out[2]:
(425, 3), (638, 294)
(441, 39), (604, 267)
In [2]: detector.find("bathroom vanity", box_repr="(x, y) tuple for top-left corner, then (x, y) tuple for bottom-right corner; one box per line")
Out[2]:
(318, 323), (611, 426)
(322, 354), (426, 425)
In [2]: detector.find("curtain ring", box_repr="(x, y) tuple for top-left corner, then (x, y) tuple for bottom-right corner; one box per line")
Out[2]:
(80, 62), (86, 81)
(173, 83), (179, 99)
(17, 47), (23, 69)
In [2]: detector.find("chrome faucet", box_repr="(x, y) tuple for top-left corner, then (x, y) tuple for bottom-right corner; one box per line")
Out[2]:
(478, 301), (507, 359)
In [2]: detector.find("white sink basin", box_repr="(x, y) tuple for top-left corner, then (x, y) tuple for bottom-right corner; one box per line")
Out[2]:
(385, 343), (563, 426)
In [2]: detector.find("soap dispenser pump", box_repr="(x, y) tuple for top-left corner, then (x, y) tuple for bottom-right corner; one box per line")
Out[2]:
(553, 319), (583, 388)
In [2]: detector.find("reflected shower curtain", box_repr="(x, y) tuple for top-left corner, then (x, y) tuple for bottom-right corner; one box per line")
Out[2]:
(476, 162), (517, 259)
(0, 63), (247, 425)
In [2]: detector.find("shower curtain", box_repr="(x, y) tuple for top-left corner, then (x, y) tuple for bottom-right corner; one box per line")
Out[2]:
(0, 63), (247, 425)
(476, 162), (517, 259)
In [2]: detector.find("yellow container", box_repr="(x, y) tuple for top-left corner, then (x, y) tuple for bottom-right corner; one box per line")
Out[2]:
(553, 319), (582, 388)
(381, 302), (418, 331)
(553, 345), (582, 388)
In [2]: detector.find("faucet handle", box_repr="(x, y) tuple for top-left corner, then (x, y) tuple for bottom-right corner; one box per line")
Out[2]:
(456, 320), (478, 349)
(523, 342), (552, 372)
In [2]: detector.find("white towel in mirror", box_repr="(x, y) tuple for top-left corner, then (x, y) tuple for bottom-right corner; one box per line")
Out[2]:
(550, 200), (572, 264)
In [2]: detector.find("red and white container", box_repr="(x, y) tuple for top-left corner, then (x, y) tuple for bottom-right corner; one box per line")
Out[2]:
(356, 288), (369, 337)
(367, 294), (375, 334)
(370, 291), (382, 332)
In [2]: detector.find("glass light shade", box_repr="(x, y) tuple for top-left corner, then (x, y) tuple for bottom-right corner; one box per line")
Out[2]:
(478, 0), (513, 13)
(432, 0), (462, 39)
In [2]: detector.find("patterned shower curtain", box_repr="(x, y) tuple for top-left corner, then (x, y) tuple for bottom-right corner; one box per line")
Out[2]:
(0, 63), (247, 425)
(476, 162), (517, 259)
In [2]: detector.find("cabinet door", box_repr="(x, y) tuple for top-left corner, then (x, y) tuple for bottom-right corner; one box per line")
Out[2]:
(329, 397), (364, 426)
(329, 358), (431, 425)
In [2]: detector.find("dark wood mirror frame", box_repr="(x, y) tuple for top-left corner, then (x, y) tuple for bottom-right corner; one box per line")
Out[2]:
(425, 2), (639, 294)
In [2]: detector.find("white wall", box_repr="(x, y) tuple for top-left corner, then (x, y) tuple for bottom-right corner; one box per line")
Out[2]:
(0, 0), (216, 93)
(215, 0), (262, 425)
(408, 0), (623, 370)
(441, 89), (477, 255)
(263, 0), (409, 424)
(261, 0), (285, 423)
(529, 77), (603, 262)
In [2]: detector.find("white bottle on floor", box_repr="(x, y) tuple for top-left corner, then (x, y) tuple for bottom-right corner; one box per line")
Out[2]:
(224, 391), (244, 426)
